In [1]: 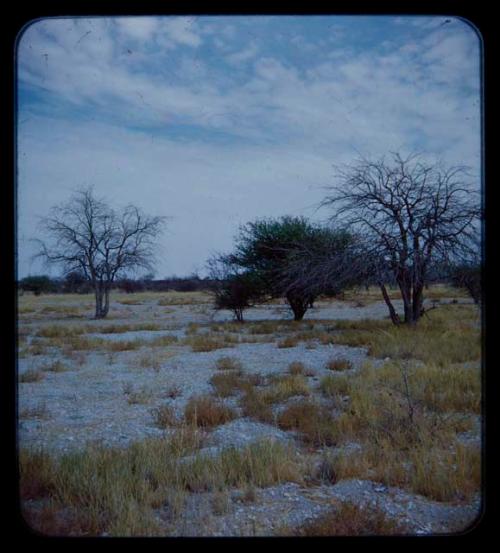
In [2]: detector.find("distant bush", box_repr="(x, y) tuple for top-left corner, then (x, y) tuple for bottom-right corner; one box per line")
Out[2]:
(19, 275), (57, 296)
(449, 263), (481, 305)
(152, 275), (214, 293)
(117, 279), (145, 294)
(62, 271), (92, 294)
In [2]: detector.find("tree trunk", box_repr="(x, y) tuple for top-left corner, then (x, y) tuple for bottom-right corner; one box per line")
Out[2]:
(379, 283), (401, 325)
(94, 286), (102, 318)
(233, 307), (244, 322)
(412, 284), (424, 323)
(286, 292), (308, 321)
(102, 287), (110, 318)
(397, 276), (414, 325)
(94, 282), (109, 319)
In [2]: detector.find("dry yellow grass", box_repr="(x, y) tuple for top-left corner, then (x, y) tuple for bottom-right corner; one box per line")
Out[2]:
(340, 284), (467, 305)
(157, 291), (212, 306)
(131, 351), (175, 371)
(151, 405), (179, 428)
(277, 336), (299, 348)
(240, 388), (275, 424)
(215, 356), (243, 371)
(35, 325), (86, 338)
(19, 435), (306, 536)
(277, 400), (337, 447)
(288, 361), (306, 375)
(18, 285), (481, 534)
(127, 387), (154, 405)
(209, 371), (264, 397)
(333, 305), (480, 365)
(184, 334), (236, 352)
(324, 360), (481, 502)
(19, 368), (46, 383)
(332, 441), (480, 503)
(279, 501), (406, 536)
(92, 322), (163, 334)
(319, 374), (352, 398)
(247, 321), (283, 335)
(325, 358), (353, 371)
(265, 374), (311, 402)
(39, 305), (82, 317)
(41, 360), (70, 373)
(184, 395), (237, 428)
(20, 341), (48, 357)
(19, 402), (50, 420)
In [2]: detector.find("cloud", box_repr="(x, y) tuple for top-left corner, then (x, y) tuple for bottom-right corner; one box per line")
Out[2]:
(18, 16), (480, 161)
(17, 16), (482, 277)
(157, 17), (202, 48)
(17, 116), (334, 278)
(225, 42), (259, 64)
(116, 17), (159, 41)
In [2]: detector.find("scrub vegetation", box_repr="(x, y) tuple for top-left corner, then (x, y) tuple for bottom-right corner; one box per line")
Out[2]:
(18, 285), (481, 536)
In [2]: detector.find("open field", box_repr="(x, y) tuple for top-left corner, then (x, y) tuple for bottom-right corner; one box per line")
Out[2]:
(17, 288), (481, 536)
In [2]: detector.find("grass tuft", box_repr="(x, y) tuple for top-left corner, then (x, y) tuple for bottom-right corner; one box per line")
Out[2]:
(184, 396), (237, 428)
(185, 335), (233, 352)
(326, 358), (354, 372)
(210, 371), (263, 397)
(151, 404), (179, 428)
(288, 361), (305, 375)
(281, 501), (406, 536)
(127, 387), (154, 405)
(41, 360), (70, 373)
(20, 402), (50, 420)
(216, 356), (243, 371)
(277, 336), (299, 349)
(334, 305), (480, 365)
(20, 368), (45, 383)
(277, 400), (338, 446)
(265, 374), (311, 402)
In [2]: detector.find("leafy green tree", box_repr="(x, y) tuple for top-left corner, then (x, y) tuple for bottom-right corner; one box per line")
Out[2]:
(227, 216), (357, 320)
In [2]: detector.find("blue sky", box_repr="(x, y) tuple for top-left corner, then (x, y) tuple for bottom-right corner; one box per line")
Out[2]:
(17, 15), (481, 278)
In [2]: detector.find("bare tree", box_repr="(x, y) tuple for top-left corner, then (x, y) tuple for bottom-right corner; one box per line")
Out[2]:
(321, 153), (481, 325)
(35, 187), (166, 318)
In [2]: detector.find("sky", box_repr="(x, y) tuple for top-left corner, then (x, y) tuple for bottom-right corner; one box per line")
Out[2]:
(16, 15), (482, 279)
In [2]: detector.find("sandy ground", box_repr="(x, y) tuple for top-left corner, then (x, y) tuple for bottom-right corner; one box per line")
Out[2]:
(17, 293), (481, 536)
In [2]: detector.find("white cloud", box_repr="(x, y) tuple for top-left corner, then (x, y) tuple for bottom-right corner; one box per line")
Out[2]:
(17, 16), (482, 277)
(226, 42), (259, 64)
(157, 17), (202, 48)
(17, 116), (333, 278)
(116, 17), (159, 41)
